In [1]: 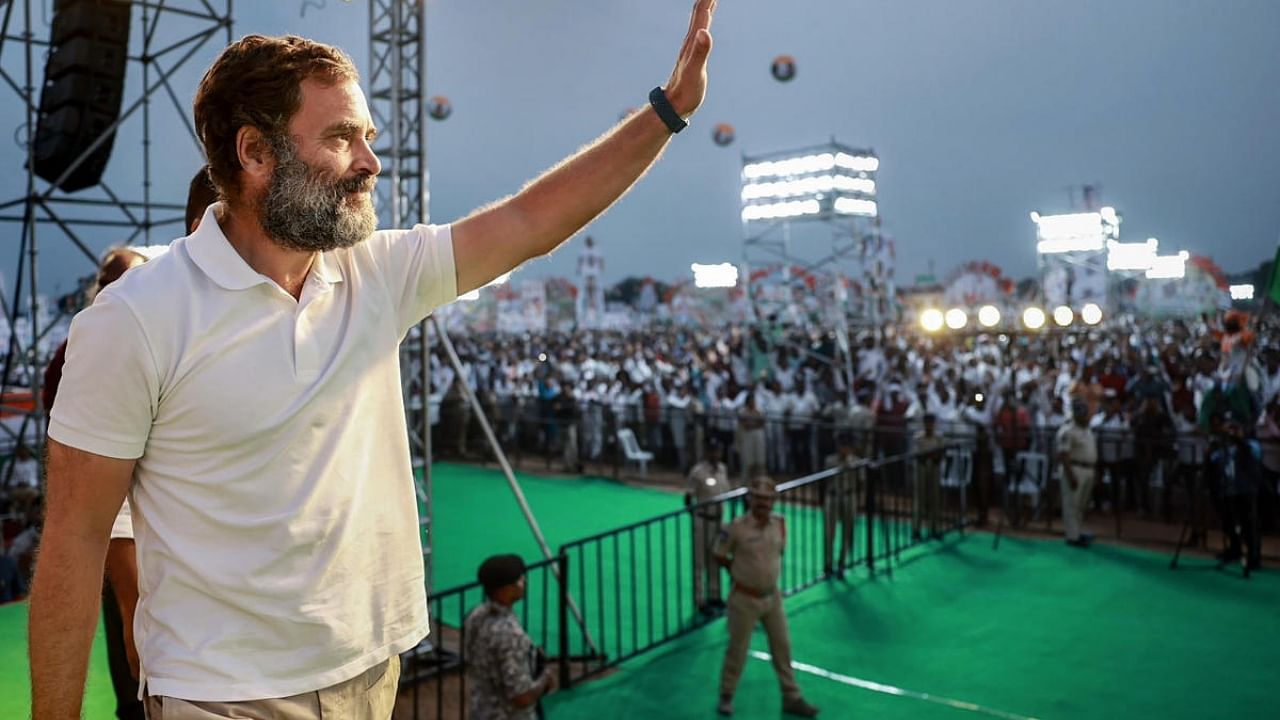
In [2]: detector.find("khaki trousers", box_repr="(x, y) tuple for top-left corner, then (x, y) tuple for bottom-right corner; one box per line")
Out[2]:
(719, 589), (801, 701)
(145, 655), (399, 720)
(1060, 468), (1096, 541)
(823, 471), (859, 570)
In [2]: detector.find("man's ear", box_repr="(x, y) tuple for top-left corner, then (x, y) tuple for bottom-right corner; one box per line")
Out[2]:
(235, 126), (274, 184)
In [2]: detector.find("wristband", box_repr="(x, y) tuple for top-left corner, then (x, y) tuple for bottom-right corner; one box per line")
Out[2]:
(649, 86), (687, 134)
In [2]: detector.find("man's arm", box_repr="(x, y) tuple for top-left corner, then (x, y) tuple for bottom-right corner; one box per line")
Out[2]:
(30, 438), (135, 719)
(451, 0), (717, 295)
(104, 538), (141, 680)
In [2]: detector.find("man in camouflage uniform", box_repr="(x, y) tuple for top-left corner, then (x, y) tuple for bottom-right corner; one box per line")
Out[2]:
(688, 442), (731, 613)
(464, 555), (556, 720)
(822, 435), (861, 577)
(713, 477), (819, 717)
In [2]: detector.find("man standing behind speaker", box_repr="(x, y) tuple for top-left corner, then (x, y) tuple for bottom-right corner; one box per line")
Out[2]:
(30, 2), (718, 717)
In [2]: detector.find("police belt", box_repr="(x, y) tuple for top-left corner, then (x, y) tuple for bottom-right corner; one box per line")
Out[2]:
(732, 581), (777, 599)
(695, 509), (722, 520)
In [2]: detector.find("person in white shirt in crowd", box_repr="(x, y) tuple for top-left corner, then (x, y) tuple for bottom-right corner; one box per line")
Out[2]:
(735, 387), (768, 485)
(1090, 393), (1132, 512)
(785, 385), (818, 475)
(760, 379), (790, 473)
(665, 382), (693, 472)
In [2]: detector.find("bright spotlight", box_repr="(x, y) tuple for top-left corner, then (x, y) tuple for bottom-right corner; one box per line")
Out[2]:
(977, 305), (1001, 328)
(1081, 303), (1103, 325)
(1229, 284), (1254, 301)
(920, 308), (945, 333)
(1053, 305), (1074, 327)
(1022, 307), (1046, 330)
(945, 308), (968, 330)
(691, 263), (739, 288)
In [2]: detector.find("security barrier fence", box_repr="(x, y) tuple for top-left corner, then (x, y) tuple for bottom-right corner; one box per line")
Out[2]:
(428, 404), (1280, 547)
(397, 447), (969, 718)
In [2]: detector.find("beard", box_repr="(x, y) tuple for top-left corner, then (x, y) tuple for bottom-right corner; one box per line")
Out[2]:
(258, 135), (377, 253)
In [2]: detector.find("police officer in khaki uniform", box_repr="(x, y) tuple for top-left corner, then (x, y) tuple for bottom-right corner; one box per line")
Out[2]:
(688, 442), (731, 613)
(1056, 400), (1099, 547)
(821, 435), (861, 577)
(713, 477), (819, 717)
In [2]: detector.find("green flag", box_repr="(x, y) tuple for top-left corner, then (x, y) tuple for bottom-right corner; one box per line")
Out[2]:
(1268, 244), (1280, 305)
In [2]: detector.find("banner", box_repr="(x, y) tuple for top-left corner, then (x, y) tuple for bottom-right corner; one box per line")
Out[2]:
(1133, 255), (1229, 318)
(544, 277), (578, 332)
(1041, 251), (1107, 309)
(497, 279), (546, 333)
(942, 261), (1014, 307)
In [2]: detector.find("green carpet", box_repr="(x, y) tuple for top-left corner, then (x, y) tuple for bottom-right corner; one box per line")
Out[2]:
(547, 536), (1280, 720)
(8, 464), (1279, 719)
(0, 599), (117, 719)
(3, 463), (681, 718)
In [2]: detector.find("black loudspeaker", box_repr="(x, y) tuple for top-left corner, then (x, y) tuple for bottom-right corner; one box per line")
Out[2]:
(32, 0), (132, 193)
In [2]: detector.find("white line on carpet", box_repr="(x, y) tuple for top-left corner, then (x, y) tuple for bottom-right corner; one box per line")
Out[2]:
(749, 651), (1042, 720)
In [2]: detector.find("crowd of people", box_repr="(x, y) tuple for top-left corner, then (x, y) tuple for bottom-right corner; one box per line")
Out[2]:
(426, 311), (1279, 540)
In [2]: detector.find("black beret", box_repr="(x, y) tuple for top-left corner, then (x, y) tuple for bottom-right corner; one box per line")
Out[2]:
(477, 554), (526, 594)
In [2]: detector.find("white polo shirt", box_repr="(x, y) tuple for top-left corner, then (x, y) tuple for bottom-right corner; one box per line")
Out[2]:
(48, 204), (457, 701)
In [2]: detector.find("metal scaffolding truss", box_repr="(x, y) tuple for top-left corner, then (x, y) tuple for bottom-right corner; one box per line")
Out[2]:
(740, 139), (887, 331)
(368, 0), (435, 596)
(0, 0), (231, 450)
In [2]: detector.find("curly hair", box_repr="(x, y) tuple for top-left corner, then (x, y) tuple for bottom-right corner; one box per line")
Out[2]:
(193, 34), (359, 202)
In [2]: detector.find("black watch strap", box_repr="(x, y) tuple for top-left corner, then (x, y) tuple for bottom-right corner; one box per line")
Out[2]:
(649, 86), (688, 134)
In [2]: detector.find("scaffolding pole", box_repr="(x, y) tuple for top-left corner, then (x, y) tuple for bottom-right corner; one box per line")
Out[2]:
(431, 316), (600, 657)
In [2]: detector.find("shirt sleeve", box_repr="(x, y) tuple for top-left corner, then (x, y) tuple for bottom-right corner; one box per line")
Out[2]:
(47, 291), (159, 460)
(365, 223), (458, 337)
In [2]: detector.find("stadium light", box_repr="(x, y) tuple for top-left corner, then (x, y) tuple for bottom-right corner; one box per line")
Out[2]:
(920, 308), (945, 333)
(1033, 209), (1121, 254)
(741, 142), (879, 222)
(1022, 306), (1046, 330)
(1106, 238), (1158, 271)
(1081, 303), (1103, 325)
(1145, 251), (1190, 280)
(1053, 305), (1074, 327)
(691, 262), (739, 288)
(1229, 284), (1254, 301)
(945, 308), (968, 330)
(977, 305), (1001, 328)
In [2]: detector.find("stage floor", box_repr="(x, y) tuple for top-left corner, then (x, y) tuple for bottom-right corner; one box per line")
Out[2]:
(5, 463), (1277, 718)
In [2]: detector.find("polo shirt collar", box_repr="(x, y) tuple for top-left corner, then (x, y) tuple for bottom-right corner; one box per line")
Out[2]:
(187, 203), (344, 290)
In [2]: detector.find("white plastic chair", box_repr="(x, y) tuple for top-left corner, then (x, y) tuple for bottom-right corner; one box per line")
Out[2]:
(940, 446), (973, 519)
(616, 428), (654, 478)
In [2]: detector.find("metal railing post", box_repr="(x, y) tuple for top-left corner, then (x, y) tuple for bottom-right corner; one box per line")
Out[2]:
(557, 550), (572, 690)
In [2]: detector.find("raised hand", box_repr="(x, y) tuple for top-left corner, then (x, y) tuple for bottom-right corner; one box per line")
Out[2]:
(664, 0), (718, 118)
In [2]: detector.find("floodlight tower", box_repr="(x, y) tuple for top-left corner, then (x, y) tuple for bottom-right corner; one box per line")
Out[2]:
(739, 140), (887, 395)
(1030, 206), (1120, 315)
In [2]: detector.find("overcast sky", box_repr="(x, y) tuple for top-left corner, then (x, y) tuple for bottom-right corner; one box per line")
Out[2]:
(2, 0), (1277, 298)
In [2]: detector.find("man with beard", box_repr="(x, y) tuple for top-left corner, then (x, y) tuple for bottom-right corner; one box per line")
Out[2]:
(30, 2), (718, 716)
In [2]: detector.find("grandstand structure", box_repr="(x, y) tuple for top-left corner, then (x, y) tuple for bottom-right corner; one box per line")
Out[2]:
(739, 139), (892, 403)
